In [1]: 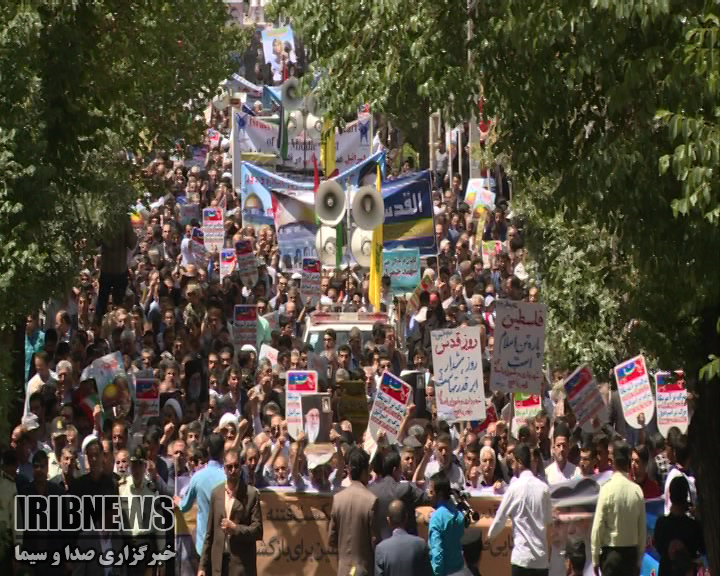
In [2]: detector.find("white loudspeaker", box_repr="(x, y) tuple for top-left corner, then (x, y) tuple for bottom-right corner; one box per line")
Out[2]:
(316, 180), (346, 226)
(351, 185), (385, 230)
(303, 93), (328, 117)
(315, 226), (338, 266)
(286, 110), (303, 138)
(306, 114), (323, 138)
(281, 77), (303, 111)
(350, 227), (373, 268)
(303, 94), (317, 115)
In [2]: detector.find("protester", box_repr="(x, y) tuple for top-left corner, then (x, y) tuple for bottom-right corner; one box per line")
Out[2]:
(374, 500), (432, 576)
(489, 443), (552, 576)
(654, 476), (705, 576)
(6, 70), (704, 576)
(590, 441), (646, 576)
(328, 447), (379, 576)
(199, 448), (262, 576)
(427, 472), (467, 576)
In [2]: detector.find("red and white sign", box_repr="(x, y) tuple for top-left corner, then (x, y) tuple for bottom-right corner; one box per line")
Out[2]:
(368, 372), (412, 445)
(655, 370), (688, 437)
(202, 207), (224, 253)
(613, 355), (655, 429)
(563, 366), (608, 432)
(286, 371), (319, 440)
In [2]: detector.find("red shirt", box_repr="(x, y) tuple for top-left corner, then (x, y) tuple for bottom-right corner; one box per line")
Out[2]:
(637, 475), (661, 499)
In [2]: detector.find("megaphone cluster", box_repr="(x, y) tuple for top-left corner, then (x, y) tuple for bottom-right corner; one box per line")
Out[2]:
(281, 78), (326, 139)
(315, 181), (385, 267)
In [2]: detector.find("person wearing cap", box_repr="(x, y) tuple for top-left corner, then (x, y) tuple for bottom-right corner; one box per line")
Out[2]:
(47, 416), (72, 480)
(118, 446), (165, 575)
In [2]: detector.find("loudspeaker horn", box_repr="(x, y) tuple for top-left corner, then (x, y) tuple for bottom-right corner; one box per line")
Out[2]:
(303, 94), (318, 115)
(305, 114), (323, 138)
(304, 92), (329, 115)
(351, 185), (385, 230)
(316, 180), (346, 227)
(281, 77), (303, 111)
(286, 110), (303, 139)
(315, 226), (338, 267)
(350, 227), (373, 268)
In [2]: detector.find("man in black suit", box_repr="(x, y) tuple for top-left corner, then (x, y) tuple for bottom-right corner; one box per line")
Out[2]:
(369, 449), (430, 542)
(18, 450), (68, 576)
(374, 500), (432, 576)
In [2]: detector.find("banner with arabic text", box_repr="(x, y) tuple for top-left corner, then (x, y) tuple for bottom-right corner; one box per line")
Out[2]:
(168, 484), (671, 576)
(491, 301), (547, 395)
(430, 327), (486, 423)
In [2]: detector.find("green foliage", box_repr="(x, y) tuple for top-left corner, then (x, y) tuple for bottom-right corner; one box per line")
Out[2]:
(278, 0), (720, 375)
(515, 179), (630, 376)
(0, 1), (246, 329)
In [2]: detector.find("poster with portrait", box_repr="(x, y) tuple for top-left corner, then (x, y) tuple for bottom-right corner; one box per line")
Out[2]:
(286, 371), (319, 440)
(260, 26), (297, 84)
(300, 393), (332, 444)
(92, 352), (133, 420)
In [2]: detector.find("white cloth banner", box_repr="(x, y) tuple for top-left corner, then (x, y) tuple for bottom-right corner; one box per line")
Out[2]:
(430, 327), (486, 423)
(491, 301), (547, 395)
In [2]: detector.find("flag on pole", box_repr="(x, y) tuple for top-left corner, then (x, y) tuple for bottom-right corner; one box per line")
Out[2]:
(368, 165), (383, 310)
(278, 104), (288, 160)
(320, 118), (336, 177)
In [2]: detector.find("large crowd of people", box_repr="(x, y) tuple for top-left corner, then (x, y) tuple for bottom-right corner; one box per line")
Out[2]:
(2, 100), (706, 576)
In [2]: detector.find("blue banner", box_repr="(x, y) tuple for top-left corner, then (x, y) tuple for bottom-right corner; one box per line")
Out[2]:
(383, 248), (421, 294)
(240, 151), (386, 230)
(381, 171), (435, 255)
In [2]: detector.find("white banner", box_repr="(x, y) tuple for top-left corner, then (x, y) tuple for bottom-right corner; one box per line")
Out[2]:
(368, 372), (412, 445)
(235, 111), (372, 171)
(491, 301), (547, 395)
(613, 355), (655, 429)
(430, 327), (486, 423)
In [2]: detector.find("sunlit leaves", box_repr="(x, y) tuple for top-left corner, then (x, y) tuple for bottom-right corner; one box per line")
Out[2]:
(0, 1), (245, 328)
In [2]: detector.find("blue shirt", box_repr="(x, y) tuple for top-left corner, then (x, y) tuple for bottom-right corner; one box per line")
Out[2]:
(178, 460), (226, 555)
(428, 501), (465, 576)
(24, 331), (44, 383)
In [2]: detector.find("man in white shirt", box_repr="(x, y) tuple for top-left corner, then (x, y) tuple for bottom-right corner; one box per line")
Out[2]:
(545, 423), (580, 485)
(489, 443), (553, 576)
(662, 433), (696, 514)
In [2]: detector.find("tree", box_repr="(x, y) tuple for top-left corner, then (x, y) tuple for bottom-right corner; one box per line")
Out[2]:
(0, 1), (247, 434)
(277, 0), (720, 568)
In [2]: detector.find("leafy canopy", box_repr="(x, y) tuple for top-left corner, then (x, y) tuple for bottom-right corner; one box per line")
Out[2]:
(0, 1), (247, 328)
(278, 0), (720, 374)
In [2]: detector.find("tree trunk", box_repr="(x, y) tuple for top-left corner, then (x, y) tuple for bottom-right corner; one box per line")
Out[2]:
(690, 308), (720, 574)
